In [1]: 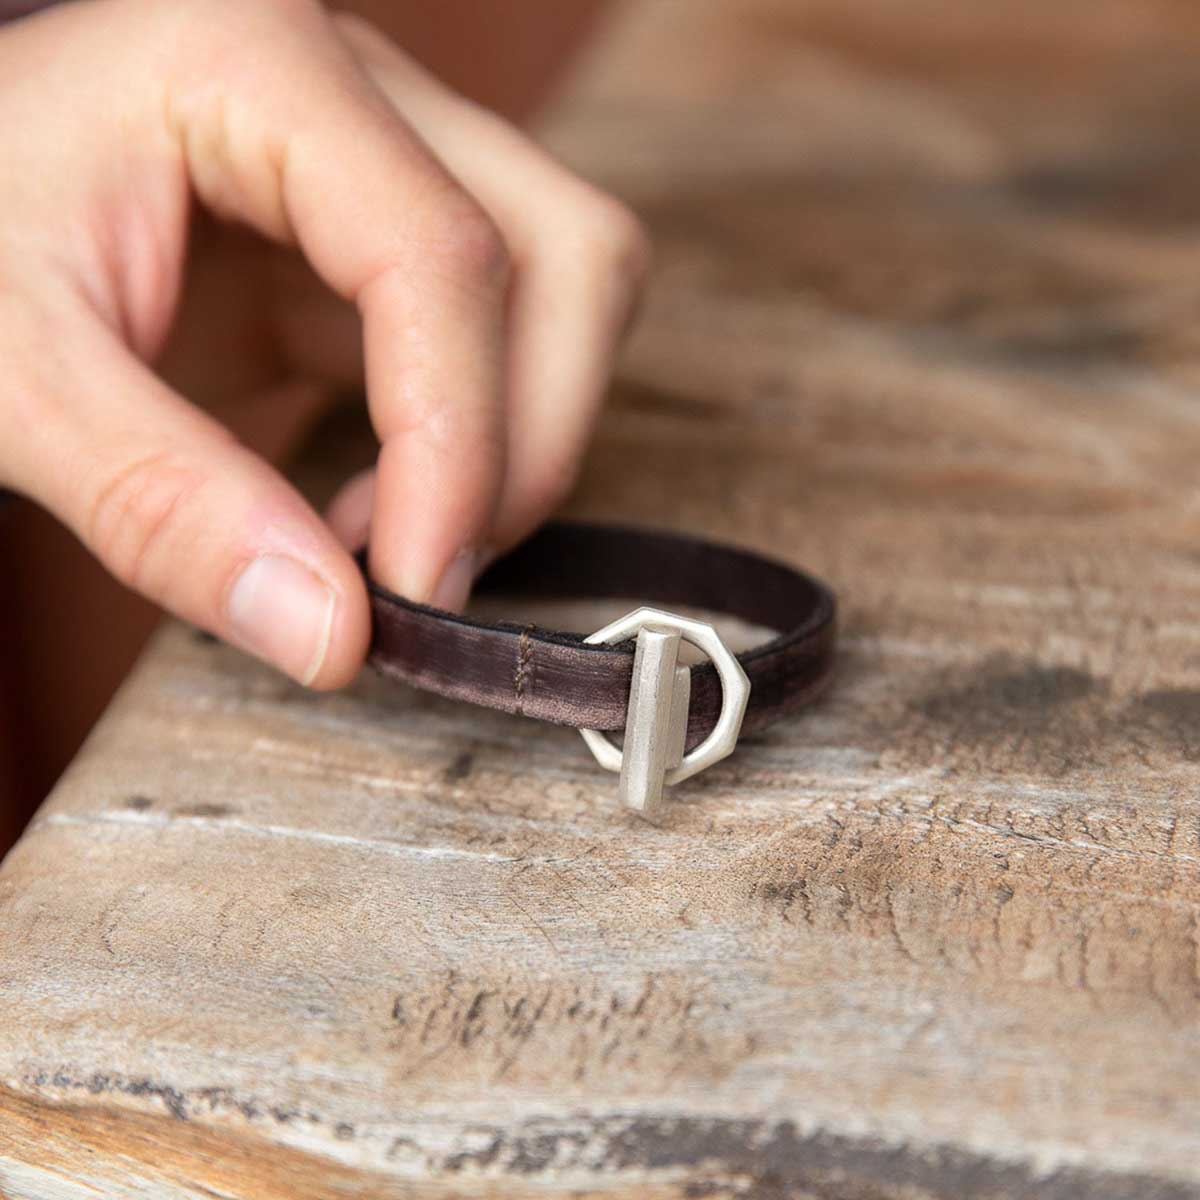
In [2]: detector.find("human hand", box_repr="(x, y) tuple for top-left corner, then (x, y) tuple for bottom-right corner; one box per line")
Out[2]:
(0, 0), (649, 687)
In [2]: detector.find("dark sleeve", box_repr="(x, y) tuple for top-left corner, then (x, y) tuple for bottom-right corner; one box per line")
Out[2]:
(0, 1), (64, 23)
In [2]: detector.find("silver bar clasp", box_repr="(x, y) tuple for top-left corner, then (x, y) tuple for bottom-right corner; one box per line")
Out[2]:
(619, 626), (691, 813)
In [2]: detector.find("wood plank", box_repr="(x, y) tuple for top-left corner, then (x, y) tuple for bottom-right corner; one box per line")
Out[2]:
(5, 1), (1200, 1195)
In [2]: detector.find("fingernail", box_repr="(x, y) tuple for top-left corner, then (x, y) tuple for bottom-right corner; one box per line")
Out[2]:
(429, 548), (478, 613)
(227, 555), (336, 685)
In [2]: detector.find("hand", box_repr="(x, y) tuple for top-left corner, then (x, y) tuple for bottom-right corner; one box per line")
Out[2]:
(0, 0), (649, 688)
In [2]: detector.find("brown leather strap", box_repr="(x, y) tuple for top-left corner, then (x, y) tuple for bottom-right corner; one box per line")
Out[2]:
(365, 522), (836, 747)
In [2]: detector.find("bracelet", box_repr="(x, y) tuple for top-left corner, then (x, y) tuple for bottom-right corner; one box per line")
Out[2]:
(365, 521), (837, 815)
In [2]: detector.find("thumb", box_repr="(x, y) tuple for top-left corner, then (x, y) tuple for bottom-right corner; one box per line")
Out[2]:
(5, 311), (368, 689)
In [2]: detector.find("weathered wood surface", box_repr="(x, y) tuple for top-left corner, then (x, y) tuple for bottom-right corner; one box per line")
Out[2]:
(6, 1), (1200, 1196)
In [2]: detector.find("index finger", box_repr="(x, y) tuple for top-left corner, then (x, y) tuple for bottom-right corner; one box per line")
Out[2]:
(169, 0), (509, 606)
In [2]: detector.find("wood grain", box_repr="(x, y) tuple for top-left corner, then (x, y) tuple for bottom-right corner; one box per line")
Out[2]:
(4, 1), (1200, 1196)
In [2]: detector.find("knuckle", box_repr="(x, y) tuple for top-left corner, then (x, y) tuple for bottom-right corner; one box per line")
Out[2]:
(427, 202), (511, 294)
(581, 197), (653, 289)
(87, 450), (209, 591)
(167, 0), (326, 94)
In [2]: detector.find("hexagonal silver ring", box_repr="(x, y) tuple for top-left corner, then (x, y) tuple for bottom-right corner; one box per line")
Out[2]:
(580, 606), (751, 810)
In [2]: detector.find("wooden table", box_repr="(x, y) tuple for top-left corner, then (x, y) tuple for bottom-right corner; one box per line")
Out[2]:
(5, 2), (1200, 1196)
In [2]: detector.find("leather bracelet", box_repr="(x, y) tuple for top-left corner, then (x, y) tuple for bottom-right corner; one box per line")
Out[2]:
(365, 521), (837, 814)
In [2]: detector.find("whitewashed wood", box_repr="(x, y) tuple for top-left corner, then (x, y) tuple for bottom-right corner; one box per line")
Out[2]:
(4, 1), (1200, 1196)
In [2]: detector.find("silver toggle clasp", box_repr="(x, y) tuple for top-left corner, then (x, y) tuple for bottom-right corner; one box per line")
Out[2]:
(579, 607), (751, 815)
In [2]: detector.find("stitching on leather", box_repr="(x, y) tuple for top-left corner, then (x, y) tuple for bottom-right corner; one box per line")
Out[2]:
(514, 626), (535, 714)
